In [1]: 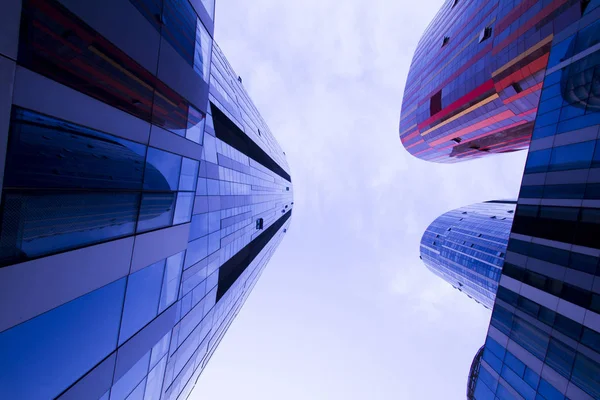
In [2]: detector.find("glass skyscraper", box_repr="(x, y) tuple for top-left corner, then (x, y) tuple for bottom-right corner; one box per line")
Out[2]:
(420, 201), (515, 309)
(399, 0), (586, 163)
(0, 1), (293, 399)
(472, 4), (600, 399)
(403, 0), (600, 398)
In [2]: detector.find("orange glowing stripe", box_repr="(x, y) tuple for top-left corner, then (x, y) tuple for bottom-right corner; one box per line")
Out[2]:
(495, 53), (550, 92)
(421, 93), (500, 136)
(492, 35), (553, 77)
(430, 109), (516, 146)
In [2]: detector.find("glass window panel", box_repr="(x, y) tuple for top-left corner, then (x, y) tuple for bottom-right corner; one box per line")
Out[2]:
(137, 192), (176, 232)
(208, 211), (220, 233)
(159, 251), (184, 312)
(523, 368), (540, 389)
(545, 339), (576, 379)
(0, 278), (126, 400)
(120, 261), (165, 344)
(510, 317), (549, 360)
(150, 331), (171, 369)
(173, 192), (194, 224)
(525, 149), (551, 173)
(110, 351), (150, 400)
(189, 213), (209, 240)
(501, 364), (536, 400)
(179, 158), (199, 191)
(537, 379), (565, 400)
(539, 206), (579, 221)
(194, 20), (212, 82)
(200, 0), (215, 18)
(186, 106), (205, 145)
(185, 236), (208, 268)
(548, 141), (596, 171)
(144, 148), (181, 191)
(572, 352), (600, 398)
(504, 351), (525, 377)
(125, 378), (146, 400)
(144, 356), (167, 400)
(5, 108), (146, 190)
(0, 192), (139, 265)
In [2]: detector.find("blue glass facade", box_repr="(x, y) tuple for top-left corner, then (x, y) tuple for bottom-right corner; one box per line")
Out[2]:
(471, 3), (600, 399)
(0, 1), (292, 399)
(421, 201), (515, 309)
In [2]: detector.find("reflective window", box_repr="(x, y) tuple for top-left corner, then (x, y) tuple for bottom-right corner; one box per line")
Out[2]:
(173, 192), (194, 224)
(110, 351), (150, 400)
(179, 158), (199, 191)
(159, 251), (184, 312)
(524, 149), (551, 173)
(145, 148), (181, 191)
(0, 278), (126, 400)
(137, 193), (177, 232)
(548, 141), (596, 171)
(120, 261), (165, 344)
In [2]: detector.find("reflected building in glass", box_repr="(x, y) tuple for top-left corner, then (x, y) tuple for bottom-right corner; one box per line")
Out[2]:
(399, 0), (585, 163)
(0, 1), (293, 399)
(420, 200), (515, 309)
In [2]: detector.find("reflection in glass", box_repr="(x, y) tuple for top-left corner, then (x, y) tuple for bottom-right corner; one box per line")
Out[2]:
(0, 278), (126, 400)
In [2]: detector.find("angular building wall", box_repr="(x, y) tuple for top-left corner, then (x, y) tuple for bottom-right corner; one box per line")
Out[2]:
(472, 4), (600, 399)
(420, 201), (515, 309)
(399, 0), (584, 163)
(0, 1), (293, 399)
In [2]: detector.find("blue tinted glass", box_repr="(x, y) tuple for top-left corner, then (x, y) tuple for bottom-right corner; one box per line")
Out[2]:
(571, 352), (600, 398)
(546, 339), (575, 379)
(193, 18), (212, 81)
(173, 192), (194, 224)
(483, 348), (503, 374)
(496, 382), (516, 400)
(208, 211), (220, 232)
(144, 148), (181, 191)
(592, 139), (600, 167)
(185, 236), (208, 268)
(159, 251), (184, 312)
(523, 368), (539, 389)
(501, 365), (536, 400)
(538, 379), (565, 400)
(504, 352), (525, 377)
(144, 356), (167, 400)
(120, 261), (165, 344)
(162, 0), (196, 65)
(189, 213), (209, 240)
(524, 149), (551, 173)
(0, 278), (125, 400)
(478, 366), (498, 393)
(5, 108), (145, 190)
(137, 192), (176, 232)
(549, 141), (596, 171)
(0, 192), (138, 264)
(110, 351), (150, 400)
(474, 380), (496, 400)
(179, 158), (199, 191)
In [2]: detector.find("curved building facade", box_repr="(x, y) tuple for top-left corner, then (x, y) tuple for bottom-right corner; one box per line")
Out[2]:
(0, 1), (293, 399)
(399, 0), (584, 163)
(420, 201), (515, 308)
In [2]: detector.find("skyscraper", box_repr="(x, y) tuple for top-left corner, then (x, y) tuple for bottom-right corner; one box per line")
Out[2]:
(0, 1), (293, 399)
(399, 0), (585, 163)
(420, 201), (515, 309)
(471, 5), (600, 399)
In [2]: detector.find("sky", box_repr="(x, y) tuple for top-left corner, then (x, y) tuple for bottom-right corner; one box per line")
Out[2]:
(192, 1), (528, 399)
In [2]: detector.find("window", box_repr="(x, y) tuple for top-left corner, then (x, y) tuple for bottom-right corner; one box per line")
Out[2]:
(479, 26), (492, 43)
(0, 278), (126, 399)
(549, 140), (596, 171)
(512, 82), (523, 93)
(452, 137), (462, 143)
(256, 218), (264, 230)
(430, 91), (443, 116)
(442, 36), (450, 47)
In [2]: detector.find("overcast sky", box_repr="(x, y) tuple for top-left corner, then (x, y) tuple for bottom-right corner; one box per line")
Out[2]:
(192, 1), (527, 399)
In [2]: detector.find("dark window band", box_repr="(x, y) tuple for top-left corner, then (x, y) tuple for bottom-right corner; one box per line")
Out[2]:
(210, 104), (291, 182)
(216, 210), (291, 300)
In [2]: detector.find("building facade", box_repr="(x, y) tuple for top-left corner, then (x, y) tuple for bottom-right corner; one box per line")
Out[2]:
(0, 1), (293, 400)
(472, 3), (600, 399)
(420, 200), (515, 309)
(399, 0), (585, 163)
